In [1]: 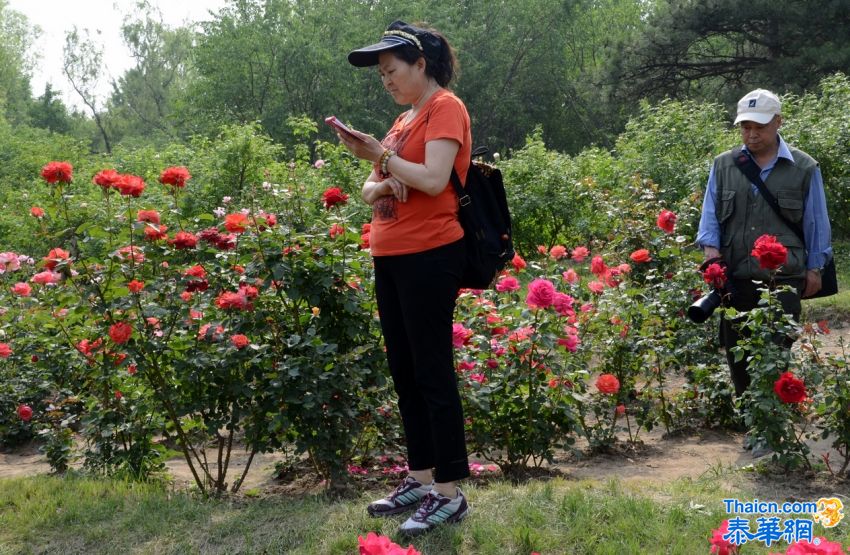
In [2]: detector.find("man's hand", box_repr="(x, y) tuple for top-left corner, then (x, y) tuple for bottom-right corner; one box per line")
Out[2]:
(703, 246), (721, 260)
(803, 269), (822, 298)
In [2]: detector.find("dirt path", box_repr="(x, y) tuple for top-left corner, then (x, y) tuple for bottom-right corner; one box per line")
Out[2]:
(2, 323), (847, 493)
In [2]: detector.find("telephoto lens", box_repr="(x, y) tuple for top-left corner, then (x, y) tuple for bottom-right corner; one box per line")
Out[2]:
(687, 289), (723, 323)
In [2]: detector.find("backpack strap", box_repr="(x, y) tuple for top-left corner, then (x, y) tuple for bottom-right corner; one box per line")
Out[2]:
(450, 169), (471, 206)
(731, 147), (805, 243)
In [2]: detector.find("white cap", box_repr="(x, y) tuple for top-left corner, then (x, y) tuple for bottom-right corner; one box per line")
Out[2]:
(734, 89), (781, 125)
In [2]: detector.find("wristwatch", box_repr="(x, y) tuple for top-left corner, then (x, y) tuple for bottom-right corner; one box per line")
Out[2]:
(810, 267), (823, 276)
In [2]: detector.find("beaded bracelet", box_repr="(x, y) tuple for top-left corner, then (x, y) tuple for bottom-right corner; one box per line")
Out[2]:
(379, 149), (396, 176)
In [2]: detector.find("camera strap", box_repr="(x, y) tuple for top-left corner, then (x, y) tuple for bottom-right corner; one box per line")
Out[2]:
(731, 148), (805, 243)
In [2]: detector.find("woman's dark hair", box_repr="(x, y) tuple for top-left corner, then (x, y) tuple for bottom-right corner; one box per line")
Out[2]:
(391, 25), (458, 87)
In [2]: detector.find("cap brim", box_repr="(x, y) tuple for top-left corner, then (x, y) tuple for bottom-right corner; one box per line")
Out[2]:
(734, 112), (777, 125)
(348, 36), (410, 67)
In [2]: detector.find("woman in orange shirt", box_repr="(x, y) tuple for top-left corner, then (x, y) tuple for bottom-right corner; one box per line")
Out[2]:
(337, 20), (471, 536)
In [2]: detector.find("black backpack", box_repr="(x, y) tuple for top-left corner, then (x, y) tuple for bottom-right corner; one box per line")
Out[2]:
(450, 147), (514, 289)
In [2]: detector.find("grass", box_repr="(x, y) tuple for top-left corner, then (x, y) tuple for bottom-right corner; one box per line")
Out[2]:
(0, 471), (848, 554)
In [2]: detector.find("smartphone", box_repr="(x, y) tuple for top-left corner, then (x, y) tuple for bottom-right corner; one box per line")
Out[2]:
(325, 116), (362, 140)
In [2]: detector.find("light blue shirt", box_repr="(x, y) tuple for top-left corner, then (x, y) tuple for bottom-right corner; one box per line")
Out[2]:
(696, 136), (833, 270)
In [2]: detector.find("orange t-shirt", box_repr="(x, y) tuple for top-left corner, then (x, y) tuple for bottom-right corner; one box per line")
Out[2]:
(369, 89), (472, 256)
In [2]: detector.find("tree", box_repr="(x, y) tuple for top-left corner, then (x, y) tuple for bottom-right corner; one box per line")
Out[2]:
(609, 0), (850, 105)
(63, 27), (113, 152)
(29, 84), (73, 134)
(0, 0), (36, 125)
(107, 0), (194, 143)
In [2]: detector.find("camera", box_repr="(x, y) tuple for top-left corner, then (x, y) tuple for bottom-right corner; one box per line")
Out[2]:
(687, 289), (723, 323)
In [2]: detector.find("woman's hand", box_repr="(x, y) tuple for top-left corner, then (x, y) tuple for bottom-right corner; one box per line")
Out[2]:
(361, 176), (409, 205)
(337, 128), (384, 163)
(383, 177), (409, 203)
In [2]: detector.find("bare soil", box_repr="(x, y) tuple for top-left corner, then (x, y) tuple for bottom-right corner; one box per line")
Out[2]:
(2, 322), (847, 497)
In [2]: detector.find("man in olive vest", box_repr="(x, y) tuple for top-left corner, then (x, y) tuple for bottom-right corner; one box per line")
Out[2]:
(696, 89), (832, 452)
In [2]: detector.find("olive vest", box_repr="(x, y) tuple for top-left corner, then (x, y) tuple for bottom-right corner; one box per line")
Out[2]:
(714, 147), (817, 282)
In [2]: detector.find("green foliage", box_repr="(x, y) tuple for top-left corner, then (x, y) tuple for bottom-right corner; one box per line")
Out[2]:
(781, 73), (850, 237)
(187, 122), (281, 217)
(500, 130), (610, 253)
(614, 98), (733, 205)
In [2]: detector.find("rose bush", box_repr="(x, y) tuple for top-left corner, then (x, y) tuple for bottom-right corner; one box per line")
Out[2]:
(0, 114), (846, 490)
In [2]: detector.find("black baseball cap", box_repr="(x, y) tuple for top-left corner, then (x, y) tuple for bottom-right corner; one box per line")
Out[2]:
(348, 20), (441, 67)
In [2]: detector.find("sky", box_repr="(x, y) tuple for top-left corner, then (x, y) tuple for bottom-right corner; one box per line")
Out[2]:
(7, 0), (230, 110)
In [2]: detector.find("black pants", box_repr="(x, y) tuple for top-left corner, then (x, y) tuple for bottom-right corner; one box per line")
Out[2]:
(719, 278), (803, 396)
(373, 239), (469, 483)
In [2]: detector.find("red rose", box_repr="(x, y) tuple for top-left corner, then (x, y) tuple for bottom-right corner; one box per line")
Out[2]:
(773, 371), (807, 404)
(127, 280), (144, 293)
(114, 390), (123, 400)
(215, 291), (251, 311)
(159, 166), (191, 187)
(43, 247), (70, 270)
(0, 342), (12, 358)
(17, 404), (32, 422)
(169, 231), (198, 250)
(590, 255), (607, 276)
(11, 282), (31, 297)
(115, 174), (146, 197)
(359, 232), (370, 250)
(322, 187), (349, 209)
(93, 169), (120, 189)
(128, 364), (137, 375)
(137, 210), (161, 224)
(41, 161), (73, 184)
(329, 223), (345, 238)
(239, 283), (259, 299)
(30, 206), (45, 218)
(215, 233), (237, 251)
(595, 373), (620, 395)
(185, 279), (209, 293)
(117, 245), (145, 263)
(511, 253), (527, 271)
(224, 213), (249, 233)
(231, 334), (250, 349)
(184, 265), (207, 279)
(751, 234), (787, 270)
(143, 224), (168, 241)
(703, 263), (727, 289)
(656, 209), (677, 233)
(109, 322), (133, 344)
(629, 249), (652, 263)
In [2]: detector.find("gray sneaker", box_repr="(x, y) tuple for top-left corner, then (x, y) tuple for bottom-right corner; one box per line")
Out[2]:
(399, 488), (469, 536)
(367, 477), (432, 517)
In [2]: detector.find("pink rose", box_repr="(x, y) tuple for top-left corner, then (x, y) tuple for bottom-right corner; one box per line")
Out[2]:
(526, 278), (555, 309)
(552, 292), (575, 316)
(562, 268), (580, 284)
(495, 276), (520, 292)
(588, 281), (605, 295)
(571, 246), (589, 262)
(452, 323), (472, 348)
(549, 245), (567, 260)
